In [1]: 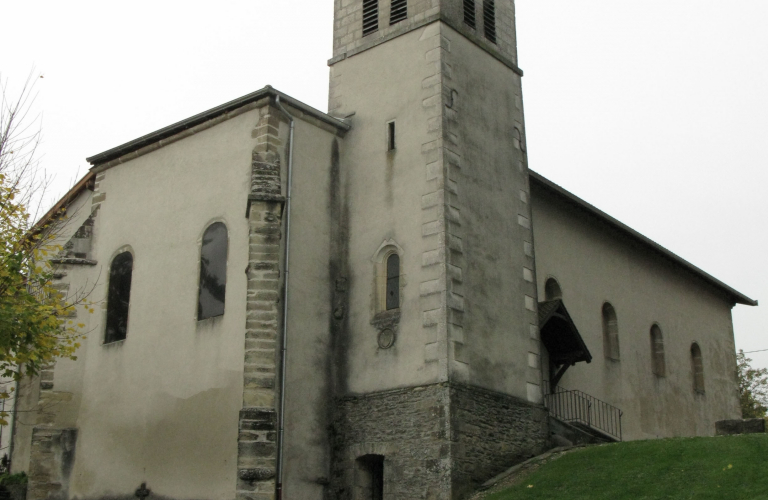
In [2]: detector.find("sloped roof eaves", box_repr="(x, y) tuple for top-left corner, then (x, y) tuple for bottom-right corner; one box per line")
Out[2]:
(529, 170), (757, 307)
(85, 86), (351, 167)
(30, 171), (95, 235)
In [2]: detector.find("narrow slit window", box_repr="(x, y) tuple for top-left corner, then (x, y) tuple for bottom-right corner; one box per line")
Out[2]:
(651, 325), (666, 377)
(105, 251), (134, 344)
(691, 343), (705, 393)
(483, 0), (496, 44)
(363, 0), (379, 36)
(387, 121), (396, 151)
(386, 254), (400, 310)
(198, 222), (228, 320)
(390, 0), (407, 25)
(464, 0), (476, 28)
(602, 302), (620, 360)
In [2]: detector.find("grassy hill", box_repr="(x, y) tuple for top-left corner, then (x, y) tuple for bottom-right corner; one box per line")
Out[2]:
(479, 434), (767, 500)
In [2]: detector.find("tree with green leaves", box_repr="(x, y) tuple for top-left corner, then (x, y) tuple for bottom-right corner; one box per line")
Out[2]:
(737, 350), (768, 419)
(0, 73), (88, 425)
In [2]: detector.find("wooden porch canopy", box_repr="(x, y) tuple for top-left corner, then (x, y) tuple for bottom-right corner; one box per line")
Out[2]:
(538, 299), (592, 391)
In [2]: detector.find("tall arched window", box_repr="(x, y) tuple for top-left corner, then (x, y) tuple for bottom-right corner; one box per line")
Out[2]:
(105, 251), (134, 344)
(650, 325), (665, 377)
(691, 343), (705, 393)
(602, 302), (620, 360)
(198, 222), (228, 320)
(386, 253), (400, 310)
(544, 278), (562, 301)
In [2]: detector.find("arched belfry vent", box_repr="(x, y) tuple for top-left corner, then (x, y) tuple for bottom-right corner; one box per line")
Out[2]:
(539, 299), (592, 390)
(363, 0), (379, 36)
(463, 0), (476, 28)
(483, 0), (497, 44)
(390, 0), (407, 25)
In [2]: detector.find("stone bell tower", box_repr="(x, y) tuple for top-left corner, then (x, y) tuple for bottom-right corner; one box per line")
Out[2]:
(327, 1), (547, 498)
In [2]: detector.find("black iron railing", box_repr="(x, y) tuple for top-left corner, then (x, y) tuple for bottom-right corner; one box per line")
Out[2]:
(544, 387), (623, 441)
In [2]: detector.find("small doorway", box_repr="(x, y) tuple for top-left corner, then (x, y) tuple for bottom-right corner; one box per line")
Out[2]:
(355, 454), (384, 500)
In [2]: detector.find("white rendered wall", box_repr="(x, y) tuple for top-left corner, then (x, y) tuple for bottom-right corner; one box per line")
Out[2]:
(531, 186), (742, 440)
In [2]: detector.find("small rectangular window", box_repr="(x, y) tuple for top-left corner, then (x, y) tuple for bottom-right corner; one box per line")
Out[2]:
(363, 0), (379, 36)
(390, 0), (407, 25)
(464, 0), (476, 29)
(483, 0), (496, 44)
(387, 121), (396, 151)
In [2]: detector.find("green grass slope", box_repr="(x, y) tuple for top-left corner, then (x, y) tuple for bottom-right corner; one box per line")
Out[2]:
(483, 434), (768, 500)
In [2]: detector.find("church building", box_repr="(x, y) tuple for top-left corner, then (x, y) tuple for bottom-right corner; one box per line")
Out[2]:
(9, 1), (757, 499)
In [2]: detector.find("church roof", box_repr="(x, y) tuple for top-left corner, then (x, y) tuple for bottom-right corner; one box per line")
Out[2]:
(530, 170), (758, 307)
(86, 86), (350, 167)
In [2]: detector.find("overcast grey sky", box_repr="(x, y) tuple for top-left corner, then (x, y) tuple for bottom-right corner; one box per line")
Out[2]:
(3, 1), (766, 369)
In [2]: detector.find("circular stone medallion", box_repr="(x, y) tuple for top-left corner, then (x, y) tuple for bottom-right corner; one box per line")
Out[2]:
(377, 329), (396, 349)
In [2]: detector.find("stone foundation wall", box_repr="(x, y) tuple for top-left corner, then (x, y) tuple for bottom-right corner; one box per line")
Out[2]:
(450, 384), (548, 497)
(331, 384), (452, 500)
(331, 383), (549, 499)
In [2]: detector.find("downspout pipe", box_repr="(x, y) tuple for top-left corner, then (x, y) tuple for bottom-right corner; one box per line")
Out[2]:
(273, 95), (294, 500)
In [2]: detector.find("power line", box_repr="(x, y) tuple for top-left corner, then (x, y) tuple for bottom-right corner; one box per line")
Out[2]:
(742, 348), (768, 354)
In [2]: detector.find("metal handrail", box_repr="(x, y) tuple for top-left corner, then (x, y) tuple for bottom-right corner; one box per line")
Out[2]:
(544, 387), (623, 441)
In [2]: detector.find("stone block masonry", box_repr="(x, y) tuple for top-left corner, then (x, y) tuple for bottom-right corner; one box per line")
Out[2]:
(27, 428), (78, 500)
(331, 384), (452, 500)
(237, 105), (286, 500)
(331, 382), (549, 499)
(450, 384), (548, 498)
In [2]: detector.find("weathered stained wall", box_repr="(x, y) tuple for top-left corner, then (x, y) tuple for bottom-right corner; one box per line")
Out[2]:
(531, 184), (742, 440)
(438, 22), (541, 402)
(329, 25), (448, 394)
(13, 97), (345, 500)
(20, 105), (263, 500)
(278, 110), (344, 500)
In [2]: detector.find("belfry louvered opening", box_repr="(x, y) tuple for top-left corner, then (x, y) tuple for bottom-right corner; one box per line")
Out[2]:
(483, 0), (497, 44)
(464, 0), (476, 28)
(363, 0), (379, 36)
(390, 0), (407, 25)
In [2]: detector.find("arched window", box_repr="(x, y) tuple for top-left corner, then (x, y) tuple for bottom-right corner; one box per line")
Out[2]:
(691, 343), (705, 393)
(544, 278), (562, 301)
(198, 222), (228, 320)
(602, 302), (620, 360)
(105, 251), (134, 344)
(386, 253), (400, 310)
(650, 325), (665, 377)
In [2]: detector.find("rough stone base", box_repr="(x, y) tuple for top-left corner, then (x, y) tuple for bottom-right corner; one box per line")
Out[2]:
(450, 384), (549, 499)
(331, 382), (548, 500)
(27, 428), (77, 500)
(715, 418), (766, 436)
